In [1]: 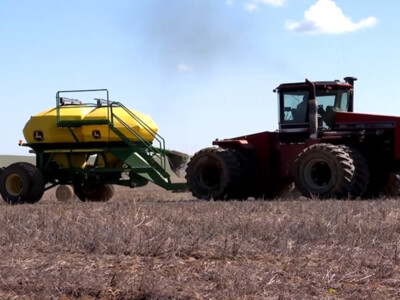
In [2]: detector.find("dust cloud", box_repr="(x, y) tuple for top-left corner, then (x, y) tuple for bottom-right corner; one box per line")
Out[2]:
(138, 1), (247, 71)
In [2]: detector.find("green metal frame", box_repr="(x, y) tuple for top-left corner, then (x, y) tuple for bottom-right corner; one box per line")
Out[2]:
(27, 89), (187, 191)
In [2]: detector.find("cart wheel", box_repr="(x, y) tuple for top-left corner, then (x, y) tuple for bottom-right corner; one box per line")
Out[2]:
(0, 163), (45, 204)
(56, 185), (75, 201)
(74, 184), (114, 202)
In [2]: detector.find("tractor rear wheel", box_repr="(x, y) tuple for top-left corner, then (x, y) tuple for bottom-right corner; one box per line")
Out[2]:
(363, 165), (389, 198)
(0, 162), (45, 204)
(74, 184), (114, 202)
(295, 143), (355, 199)
(226, 149), (255, 200)
(186, 147), (240, 200)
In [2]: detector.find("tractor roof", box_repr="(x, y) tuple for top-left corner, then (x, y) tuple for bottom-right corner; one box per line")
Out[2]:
(274, 80), (353, 92)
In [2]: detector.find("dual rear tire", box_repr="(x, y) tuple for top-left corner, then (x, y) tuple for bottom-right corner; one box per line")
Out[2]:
(0, 163), (45, 204)
(186, 147), (258, 200)
(185, 148), (241, 200)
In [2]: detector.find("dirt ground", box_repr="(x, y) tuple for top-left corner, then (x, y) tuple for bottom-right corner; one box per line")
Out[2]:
(1, 184), (400, 299)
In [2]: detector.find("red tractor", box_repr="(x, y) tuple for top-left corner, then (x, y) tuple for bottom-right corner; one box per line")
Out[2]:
(186, 77), (400, 200)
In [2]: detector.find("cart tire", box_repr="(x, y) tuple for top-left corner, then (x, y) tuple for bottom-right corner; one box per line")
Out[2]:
(74, 184), (114, 202)
(56, 185), (75, 201)
(0, 162), (45, 204)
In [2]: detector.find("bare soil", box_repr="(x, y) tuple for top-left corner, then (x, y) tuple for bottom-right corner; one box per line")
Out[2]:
(1, 184), (400, 299)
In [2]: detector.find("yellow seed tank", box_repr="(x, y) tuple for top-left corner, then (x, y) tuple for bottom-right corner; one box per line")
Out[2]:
(23, 104), (158, 145)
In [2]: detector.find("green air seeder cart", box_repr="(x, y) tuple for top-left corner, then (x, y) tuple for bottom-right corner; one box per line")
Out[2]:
(0, 89), (188, 204)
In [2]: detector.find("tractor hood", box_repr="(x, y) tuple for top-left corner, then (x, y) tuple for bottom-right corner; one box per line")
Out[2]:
(335, 111), (400, 159)
(335, 111), (400, 127)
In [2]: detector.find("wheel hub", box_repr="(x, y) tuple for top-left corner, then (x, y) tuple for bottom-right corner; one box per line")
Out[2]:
(200, 163), (221, 188)
(305, 159), (333, 190)
(5, 173), (23, 196)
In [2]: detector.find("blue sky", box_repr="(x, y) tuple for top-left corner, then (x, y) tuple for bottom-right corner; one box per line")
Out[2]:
(0, 0), (396, 155)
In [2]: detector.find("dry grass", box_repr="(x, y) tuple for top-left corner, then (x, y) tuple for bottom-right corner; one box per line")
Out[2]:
(0, 185), (400, 299)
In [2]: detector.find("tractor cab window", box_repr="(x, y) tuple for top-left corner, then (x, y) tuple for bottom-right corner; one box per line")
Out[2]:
(317, 89), (350, 129)
(282, 91), (309, 124)
(280, 87), (350, 131)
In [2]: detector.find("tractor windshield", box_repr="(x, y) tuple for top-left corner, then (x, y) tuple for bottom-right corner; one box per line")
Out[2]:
(317, 89), (349, 112)
(316, 88), (350, 129)
(281, 88), (350, 129)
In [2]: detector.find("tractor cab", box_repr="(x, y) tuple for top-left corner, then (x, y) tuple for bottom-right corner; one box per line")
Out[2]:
(275, 77), (356, 142)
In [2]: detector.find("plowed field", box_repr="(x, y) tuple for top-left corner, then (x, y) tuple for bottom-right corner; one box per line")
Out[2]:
(1, 184), (400, 299)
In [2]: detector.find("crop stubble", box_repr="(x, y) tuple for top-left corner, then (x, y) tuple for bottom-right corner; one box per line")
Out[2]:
(0, 184), (400, 299)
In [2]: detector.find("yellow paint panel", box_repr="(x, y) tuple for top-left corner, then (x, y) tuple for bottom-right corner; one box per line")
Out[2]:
(23, 105), (158, 144)
(54, 153), (86, 169)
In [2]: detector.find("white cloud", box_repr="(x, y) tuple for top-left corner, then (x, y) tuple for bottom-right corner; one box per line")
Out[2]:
(285, 0), (377, 34)
(259, 0), (286, 6)
(245, 3), (258, 12)
(177, 64), (194, 72)
(245, 0), (286, 12)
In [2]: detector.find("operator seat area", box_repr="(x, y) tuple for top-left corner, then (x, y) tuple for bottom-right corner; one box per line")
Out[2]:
(318, 105), (337, 129)
(291, 96), (308, 123)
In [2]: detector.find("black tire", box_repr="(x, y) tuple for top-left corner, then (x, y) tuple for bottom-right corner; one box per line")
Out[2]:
(363, 164), (389, 198)
(55, 185), (75, 201)
(73, 184), (114, 202)
(226, 149), (255, 200)
(339, 146), (370, 198)
(185, 147), (240, 200)
(294, 143), (355, 199)
(0, 163), (45, 204)
(382, 172), (400, 198)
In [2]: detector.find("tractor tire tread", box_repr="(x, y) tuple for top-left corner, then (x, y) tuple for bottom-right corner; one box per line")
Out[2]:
(294, 143), (355, 199)
(186, 147), (241, 200)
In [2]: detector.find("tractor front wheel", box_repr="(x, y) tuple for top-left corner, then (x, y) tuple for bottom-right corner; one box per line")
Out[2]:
(295, 144), (355, 199)
(0, 163), (45, 204)
(338, 146), (370, 198)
